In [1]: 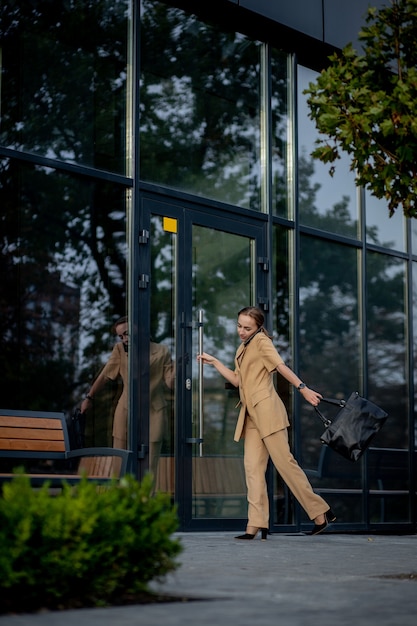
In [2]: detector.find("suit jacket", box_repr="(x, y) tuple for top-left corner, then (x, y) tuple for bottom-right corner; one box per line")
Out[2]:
(233, 332), (290, 442)
(102, 341), (173, 445)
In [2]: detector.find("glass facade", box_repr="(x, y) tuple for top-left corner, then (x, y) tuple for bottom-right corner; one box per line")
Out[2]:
(140, 3), (264, 210)
(0, 158), (129, 446)
(365, 192), (406, 252)
(0, 1), (131, 457)
(0, 1), (130, 175)
(297, 66), (359, 238)
(0, 0), (415, 532)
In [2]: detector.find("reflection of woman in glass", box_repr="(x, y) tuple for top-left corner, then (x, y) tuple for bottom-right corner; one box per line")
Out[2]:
(198, 306), (335, 539)
(81, 316), (174, 475)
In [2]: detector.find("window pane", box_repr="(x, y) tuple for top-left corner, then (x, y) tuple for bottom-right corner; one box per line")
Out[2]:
(367, 252), (410, 522)
(297, 66), (359, 238)
(298, 236), (361, 468)
(150, 216), (176, 483)
(366, 252), (408, 448)
(298, 236), (362, 523)
(271, 49), (290, 217)
(0, 158), (128, 447)
(411, 219), (417, 255)
(0, 1), (130, 175)
(365, 192), (406, 252)
(272, 226), (291, 359)
(140, 0), (262, 210)
(271, 225), (292, 524)
(413, 261), (417, 449)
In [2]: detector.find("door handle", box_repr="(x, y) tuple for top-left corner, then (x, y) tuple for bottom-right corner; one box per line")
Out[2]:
(137, 444), (149, 459)
(198, 309), (204, 457)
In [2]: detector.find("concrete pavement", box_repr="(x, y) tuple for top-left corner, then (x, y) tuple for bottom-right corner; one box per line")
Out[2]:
(1, 531), (416, 626)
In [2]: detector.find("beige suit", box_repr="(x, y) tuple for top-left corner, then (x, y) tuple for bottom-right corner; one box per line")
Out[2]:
(233, 332), (329, 527)
(101, 341), (173, 474)
(234, 332), (289, 442)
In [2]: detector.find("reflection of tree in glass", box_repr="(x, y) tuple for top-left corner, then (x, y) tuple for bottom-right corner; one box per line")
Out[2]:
(272, 228), (290, 357)
(150, 217), (175, 345)
(193, 227), (251, 337)
(0, 1), (129, 417)
(366, 254), (407, 442)
(0, 0), (128, 172)
(297, 153), (407, 447)
(0, 160), (127, 415)
(140, 1), (287, 211)
(299, 238), (360, 397)
(298, 153), (357, 238)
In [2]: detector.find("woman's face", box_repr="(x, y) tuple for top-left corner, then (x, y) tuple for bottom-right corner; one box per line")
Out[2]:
(237, 313), (259, 343)
(115, 322), (129, 349)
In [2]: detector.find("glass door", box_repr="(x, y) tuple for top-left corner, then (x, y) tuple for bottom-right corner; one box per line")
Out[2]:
(145, 196), (267, 530)
(188, 224), (256, 527)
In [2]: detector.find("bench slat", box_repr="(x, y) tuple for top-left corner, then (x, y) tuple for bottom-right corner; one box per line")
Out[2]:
(0, 416), (64, 429)
(0, 438), (66, 452)
(78, 455), (121, 478)
(0, 427), (65, 442)
(0, 473), (119, 485)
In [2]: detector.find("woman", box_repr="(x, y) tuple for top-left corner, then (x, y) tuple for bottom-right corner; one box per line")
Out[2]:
(197, 306), (335, 539)
(81, 316), (174, 476)
(81, 317), (130, 450)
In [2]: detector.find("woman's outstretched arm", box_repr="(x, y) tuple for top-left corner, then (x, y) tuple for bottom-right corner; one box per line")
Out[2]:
(197, 352), (239, 388)
(276, 362), (322, 406)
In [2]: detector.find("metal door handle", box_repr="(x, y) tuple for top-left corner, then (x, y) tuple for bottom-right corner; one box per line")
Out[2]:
(198, 309), (204, 456)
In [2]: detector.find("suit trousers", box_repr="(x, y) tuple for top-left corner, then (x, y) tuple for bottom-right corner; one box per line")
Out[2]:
(243, 415), (329, 527)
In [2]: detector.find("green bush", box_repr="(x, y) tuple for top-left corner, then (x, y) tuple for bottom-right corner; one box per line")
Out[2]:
(0, 473), (182, 613)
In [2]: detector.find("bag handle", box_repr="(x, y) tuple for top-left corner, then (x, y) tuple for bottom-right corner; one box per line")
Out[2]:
(320, 397), (346, 407)
(314, 406), (332, 427)
(313, 396), (346, 428)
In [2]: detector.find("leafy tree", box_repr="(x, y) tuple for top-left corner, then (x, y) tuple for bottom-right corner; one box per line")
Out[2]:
(304, 0), (417, 218)
(140, 1), (288, 212)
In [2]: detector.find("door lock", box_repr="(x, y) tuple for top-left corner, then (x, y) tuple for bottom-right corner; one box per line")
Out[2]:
(185, 378), (192, 390)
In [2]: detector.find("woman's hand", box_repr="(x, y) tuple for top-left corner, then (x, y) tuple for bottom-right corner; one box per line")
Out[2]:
(80, 398), (91, 414)
(197, 352), (239, 387)
(300, 386), (322, 407)
(197, 351), (217, 365)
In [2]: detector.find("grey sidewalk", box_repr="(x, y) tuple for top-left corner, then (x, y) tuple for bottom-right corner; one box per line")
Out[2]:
(2, 532), (416, 626)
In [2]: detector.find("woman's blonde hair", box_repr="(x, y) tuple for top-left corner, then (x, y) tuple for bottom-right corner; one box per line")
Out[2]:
(237, 307), (271, 337)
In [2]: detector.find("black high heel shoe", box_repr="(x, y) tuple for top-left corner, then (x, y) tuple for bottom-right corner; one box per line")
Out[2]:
(235, 528), (268, 541)
(310, 508), (336, 535)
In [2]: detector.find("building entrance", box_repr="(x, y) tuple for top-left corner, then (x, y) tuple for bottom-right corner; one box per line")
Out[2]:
(141, 194), (268, 530)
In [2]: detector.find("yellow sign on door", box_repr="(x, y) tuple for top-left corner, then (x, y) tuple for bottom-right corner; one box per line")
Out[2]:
(163, 217), (178, 233)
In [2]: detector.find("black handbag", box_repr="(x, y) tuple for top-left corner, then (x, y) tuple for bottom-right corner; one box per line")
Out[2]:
(314, 392), (388, 462)
(69, 408), (86, 449)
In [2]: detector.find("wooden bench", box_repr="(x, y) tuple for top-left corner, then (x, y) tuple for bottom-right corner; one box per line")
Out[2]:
(155, 455), (247, 516)
(0, 409), (131, 486)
